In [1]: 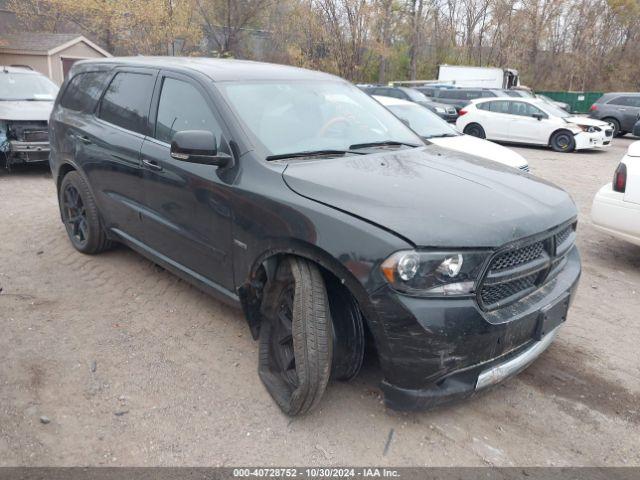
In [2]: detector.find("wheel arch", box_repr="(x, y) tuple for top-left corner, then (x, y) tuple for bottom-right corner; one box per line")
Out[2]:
(238, 241), (376, 379)
(548, 127), (576, 146)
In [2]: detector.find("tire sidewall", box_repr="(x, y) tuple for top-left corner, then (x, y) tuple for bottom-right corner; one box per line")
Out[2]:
(464, 123), (485, 139)
(551, 130), (576, 153)
(59, 171), (105, 253)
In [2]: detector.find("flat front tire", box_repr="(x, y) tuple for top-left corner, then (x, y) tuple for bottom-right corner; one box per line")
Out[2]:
(59, 171), (112, 254)
(259, 257), (333, 416)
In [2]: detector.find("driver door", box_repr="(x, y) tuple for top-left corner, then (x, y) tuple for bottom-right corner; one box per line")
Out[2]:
(508, 101), (549, 144)
(138, 71), (235, 292)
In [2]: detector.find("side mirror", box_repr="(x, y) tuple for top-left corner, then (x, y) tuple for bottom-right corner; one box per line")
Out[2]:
(633, 120), (640, 137)
(532, 113), (545, 121)
(170, 130), (232, 167)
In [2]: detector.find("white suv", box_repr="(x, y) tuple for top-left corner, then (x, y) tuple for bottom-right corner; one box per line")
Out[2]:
(456, 97), (613, 153)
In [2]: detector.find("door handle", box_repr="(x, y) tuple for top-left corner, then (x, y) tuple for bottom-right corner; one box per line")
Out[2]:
(142, 158), (163, 171)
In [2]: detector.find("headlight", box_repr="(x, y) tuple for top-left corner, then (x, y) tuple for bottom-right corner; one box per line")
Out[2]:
(434, 107), (446, 113)
(380, 250), (490, 297)
(576, 124), (597, 133)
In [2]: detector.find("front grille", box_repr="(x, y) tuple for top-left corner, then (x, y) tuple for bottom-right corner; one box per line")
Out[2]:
(491, 242), (544, 271)
(478, 222), (576, 310)
(480, 272), (539, 306)
(519, 164), (530, 172)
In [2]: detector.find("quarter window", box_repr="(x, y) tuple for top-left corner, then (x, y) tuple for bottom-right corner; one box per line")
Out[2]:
(60, 72), (108, 112)
(98, 72), (154, 135)
(154, 78), (221, 144)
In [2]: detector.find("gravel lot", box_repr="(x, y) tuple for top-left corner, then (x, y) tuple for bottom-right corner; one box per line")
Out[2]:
(1, 137), (639, 467)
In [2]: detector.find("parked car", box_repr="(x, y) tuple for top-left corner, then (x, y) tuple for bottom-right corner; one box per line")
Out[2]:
(417, 87), (506, 112)
(457, 97), (613, 152)
(51, 57), (581, 415)
(358, 85), (458, 122)
(0, 66), (58, 169)
(589, 92), (640, 137)
(591, 122), (640, 246)
(536, 94), (571, 112)
(374, 95), (529, 171)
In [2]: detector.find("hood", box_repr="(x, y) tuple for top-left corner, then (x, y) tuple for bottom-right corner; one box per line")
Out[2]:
(0, 101), (54, 121)
(429, 134), (527, 169)
(565, 116), (608, 128)
(282, 145), (576, 248)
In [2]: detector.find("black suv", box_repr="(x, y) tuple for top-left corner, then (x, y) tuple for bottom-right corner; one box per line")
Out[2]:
(50, 57), (581, 415)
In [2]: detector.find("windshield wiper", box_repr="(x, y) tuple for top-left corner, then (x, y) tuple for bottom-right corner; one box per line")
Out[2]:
(266, 149), (363, 161)
(349, 140), (419, 150)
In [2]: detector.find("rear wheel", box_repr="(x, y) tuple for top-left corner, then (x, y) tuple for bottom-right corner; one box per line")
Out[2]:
(550, 130), (576, 153)
(463, 123), (486, 139)
(603, 118), (623, 137)
(258, 257), (333, 416)
(59, 171), (112, 254)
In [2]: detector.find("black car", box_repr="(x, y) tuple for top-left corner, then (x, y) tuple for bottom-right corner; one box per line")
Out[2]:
(50, 57), (581, 415)
(358, 85), (458, 122)
(589, 92), (640, 137)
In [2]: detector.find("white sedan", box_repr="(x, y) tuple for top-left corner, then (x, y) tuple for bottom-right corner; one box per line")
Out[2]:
(373, 95), (529, 171)
(591, 140), (640, 246)
(456, 97), (613, 153)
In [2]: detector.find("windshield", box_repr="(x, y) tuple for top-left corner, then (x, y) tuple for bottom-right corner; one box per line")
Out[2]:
(540, 102), (570, 118)
(217, 80), (422, 157)
(0, 72), (58, 101)
(386, 103), (459, 139)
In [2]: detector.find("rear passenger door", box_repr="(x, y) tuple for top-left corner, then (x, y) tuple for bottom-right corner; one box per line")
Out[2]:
(476, 100), (512, 141)
(80, 68), (157, 243)
(138, 71), (235, 292)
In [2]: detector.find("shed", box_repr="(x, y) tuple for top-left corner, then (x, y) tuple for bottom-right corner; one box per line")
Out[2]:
(0, 33), (111, 84)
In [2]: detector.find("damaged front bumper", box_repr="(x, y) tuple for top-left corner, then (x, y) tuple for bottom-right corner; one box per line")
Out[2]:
(370, 247), (581, 411)
(1, 120), (51, 167)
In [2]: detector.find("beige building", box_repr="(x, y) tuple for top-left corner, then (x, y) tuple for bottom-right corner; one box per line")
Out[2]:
(0, 33), (111, 84)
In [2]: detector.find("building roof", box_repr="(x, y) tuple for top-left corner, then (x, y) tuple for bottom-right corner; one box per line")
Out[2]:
(0, 32), (111, 57)
(73, 56), (340, 82)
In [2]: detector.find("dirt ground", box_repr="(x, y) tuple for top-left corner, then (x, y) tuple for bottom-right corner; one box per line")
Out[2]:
(1, 137), (639, 467)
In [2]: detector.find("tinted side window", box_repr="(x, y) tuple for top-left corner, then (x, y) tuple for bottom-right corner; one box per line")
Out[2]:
(608, 96), (640, 107)
(483, 100), (510, 113)
(510, 102), (544, 117)
(60, 72), (108, 112)
(155, 78), (221, 144)
(98, 72), (154, 134)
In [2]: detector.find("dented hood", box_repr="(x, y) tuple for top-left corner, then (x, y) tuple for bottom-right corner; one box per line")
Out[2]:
(282, 145), (577, 248)
(0, 101), (53, 121)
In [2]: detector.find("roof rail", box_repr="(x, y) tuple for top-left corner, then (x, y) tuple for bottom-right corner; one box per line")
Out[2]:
(9, 64), (34, 70)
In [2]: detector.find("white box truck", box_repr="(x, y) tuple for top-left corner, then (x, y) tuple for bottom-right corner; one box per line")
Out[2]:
(437, 65), (519, 89)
